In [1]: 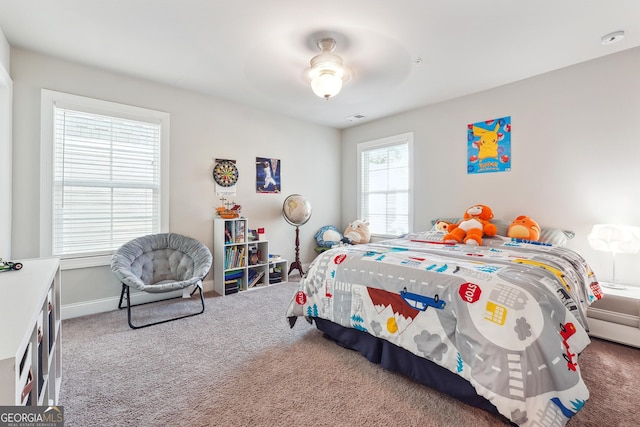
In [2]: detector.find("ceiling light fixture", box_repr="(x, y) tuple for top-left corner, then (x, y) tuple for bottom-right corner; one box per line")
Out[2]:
(309, 38), (347, 100)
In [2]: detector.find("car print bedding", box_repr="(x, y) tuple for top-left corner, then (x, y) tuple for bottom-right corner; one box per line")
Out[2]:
(286, 231), (603, 427)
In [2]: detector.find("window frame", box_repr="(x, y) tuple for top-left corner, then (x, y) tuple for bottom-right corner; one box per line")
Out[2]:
(40, 90), (170, 270)
(357, 132), (414, 239)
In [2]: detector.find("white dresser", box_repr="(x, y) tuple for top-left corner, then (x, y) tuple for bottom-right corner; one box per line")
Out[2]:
(0, 258), (61, 405)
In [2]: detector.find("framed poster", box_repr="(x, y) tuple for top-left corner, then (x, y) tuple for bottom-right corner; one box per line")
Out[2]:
(467, 116), (511, 174)
(256, 157), (280, 193)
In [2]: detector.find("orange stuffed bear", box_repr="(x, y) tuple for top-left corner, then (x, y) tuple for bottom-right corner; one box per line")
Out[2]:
(507, 215), (541, 241)
(443, 204), (497, 246)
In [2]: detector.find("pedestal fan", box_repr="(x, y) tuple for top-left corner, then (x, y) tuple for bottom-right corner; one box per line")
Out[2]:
(282, 194), (312, 277)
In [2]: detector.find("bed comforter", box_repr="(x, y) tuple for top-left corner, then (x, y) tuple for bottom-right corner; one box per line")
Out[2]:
(286, 232), (603, 427)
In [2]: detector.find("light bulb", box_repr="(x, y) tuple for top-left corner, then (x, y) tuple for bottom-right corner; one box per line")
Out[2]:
(311, 72), (343, 100)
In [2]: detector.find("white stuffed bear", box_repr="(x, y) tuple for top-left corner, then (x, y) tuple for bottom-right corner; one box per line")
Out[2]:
(343, 219), (371, 245)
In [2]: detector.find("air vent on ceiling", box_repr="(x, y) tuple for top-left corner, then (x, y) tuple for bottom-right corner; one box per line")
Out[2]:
(345, 114), (366, 122)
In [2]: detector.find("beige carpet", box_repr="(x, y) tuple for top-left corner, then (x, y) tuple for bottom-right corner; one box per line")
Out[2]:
(60, 281), (640, 427)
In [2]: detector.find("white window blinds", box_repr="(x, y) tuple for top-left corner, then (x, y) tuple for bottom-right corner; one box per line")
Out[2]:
(359, 134), (413, 237)
(52, 107), (162, 257)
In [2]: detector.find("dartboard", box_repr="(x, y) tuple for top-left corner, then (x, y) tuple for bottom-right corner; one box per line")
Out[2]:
(213, 160), (239, 187)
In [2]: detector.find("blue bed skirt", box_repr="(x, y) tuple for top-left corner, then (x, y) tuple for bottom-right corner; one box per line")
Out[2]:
(313, 317), (512, 423)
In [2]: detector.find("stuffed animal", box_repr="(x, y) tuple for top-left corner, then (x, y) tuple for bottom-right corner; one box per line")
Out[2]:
(507, 215), (541, 241)
(315, 225), (343, 248)
(343, 219), (371, 245)
(443, 204), (497, 246)
(434, 220), (453, 232)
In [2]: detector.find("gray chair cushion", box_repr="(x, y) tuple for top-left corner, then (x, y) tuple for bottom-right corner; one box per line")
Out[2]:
(111, 233), (212, 293)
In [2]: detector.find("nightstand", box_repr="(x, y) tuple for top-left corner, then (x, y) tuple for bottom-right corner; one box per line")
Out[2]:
(587, 283), (640, 347)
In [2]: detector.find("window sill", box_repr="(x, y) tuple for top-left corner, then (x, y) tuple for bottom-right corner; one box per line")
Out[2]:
(61, 254), (113, 270)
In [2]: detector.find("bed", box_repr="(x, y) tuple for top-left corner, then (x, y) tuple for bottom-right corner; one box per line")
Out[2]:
(286, 227), (603, 427)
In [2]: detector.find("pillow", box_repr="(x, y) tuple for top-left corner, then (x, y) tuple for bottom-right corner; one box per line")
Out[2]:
(430, 217), (574, 246)
(539, 228), (575, 246)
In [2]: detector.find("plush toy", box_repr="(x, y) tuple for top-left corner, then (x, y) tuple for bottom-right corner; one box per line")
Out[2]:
(343, 219), (371, 245)
(443, 204), (497, 246)
(434, 220), (453, 232)
(507, 215), (541, 241)
(315, 225), (343, 248)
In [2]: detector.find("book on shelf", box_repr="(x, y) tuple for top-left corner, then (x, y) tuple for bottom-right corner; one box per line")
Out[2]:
(225, 269), (244, 281)
(225, 279), (239, 292)
(225, 277), (243, 291)
(224, 222), (233, 244)
(224, 246), (246, 269)
(268, 254), (281, 262)
(235, 220), (246, 243)
(247, 269), (265, 288)
(237, 246), (245, 267)
(269, 271), (282, 284)
(225, 282), (239, 294)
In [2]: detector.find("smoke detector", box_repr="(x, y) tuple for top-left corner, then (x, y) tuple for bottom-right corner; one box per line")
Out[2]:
(601, 31), (625, 45)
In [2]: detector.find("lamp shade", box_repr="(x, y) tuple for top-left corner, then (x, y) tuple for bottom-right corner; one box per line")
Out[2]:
(308, 38), (347, 100)
(310, 72), (343, 99)
(587, 224), (640, 254)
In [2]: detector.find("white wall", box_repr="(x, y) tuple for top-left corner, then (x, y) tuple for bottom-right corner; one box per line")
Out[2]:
(0, 26), (11, 259)
(342, 47), (640, 286)
(10, 48), (341, 312)
(0, 26), (9, 72)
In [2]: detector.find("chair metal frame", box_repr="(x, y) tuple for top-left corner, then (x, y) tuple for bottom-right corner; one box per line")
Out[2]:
(117, 282), (206, 329)
(111, 233), (212, 329)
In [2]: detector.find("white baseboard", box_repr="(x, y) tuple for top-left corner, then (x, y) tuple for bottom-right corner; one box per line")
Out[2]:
(61, 279), (215, 320)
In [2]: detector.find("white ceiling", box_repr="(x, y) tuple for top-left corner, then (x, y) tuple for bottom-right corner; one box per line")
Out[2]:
(0, 0), (638, 129)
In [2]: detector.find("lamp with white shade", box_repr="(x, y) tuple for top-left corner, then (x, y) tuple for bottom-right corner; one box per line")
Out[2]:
(587, 224), (640, 289)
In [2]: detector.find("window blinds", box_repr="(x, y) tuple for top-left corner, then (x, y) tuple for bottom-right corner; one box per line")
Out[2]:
(53, 108), (161, 257)
(360, 141), (409, 236)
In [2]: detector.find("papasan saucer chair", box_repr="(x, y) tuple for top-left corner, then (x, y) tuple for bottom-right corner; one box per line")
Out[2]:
(110, 233), (212, 329)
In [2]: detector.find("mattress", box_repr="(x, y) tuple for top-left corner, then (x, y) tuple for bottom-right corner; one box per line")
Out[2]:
(286, 232), (603, 426)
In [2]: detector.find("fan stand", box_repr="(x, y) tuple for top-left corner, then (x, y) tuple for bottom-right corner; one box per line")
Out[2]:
(288, 225), (304, 276)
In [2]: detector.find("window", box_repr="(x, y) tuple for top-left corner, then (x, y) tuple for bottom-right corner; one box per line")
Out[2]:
(357, 133), (413, 237)
(40, 90), (169, 269)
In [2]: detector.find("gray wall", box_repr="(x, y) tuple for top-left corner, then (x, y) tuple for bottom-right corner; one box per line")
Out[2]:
(10, 48), (341, 315)
(8, 41), (640, 316)
(342, 47), (640, 286)
(0, 27), (10, 259)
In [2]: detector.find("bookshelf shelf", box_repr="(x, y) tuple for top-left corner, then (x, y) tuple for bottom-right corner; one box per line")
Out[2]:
(213, 218), (288, 296)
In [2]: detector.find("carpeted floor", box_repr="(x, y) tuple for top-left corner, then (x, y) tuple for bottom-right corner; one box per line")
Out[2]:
(59, 281), (640, 427)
